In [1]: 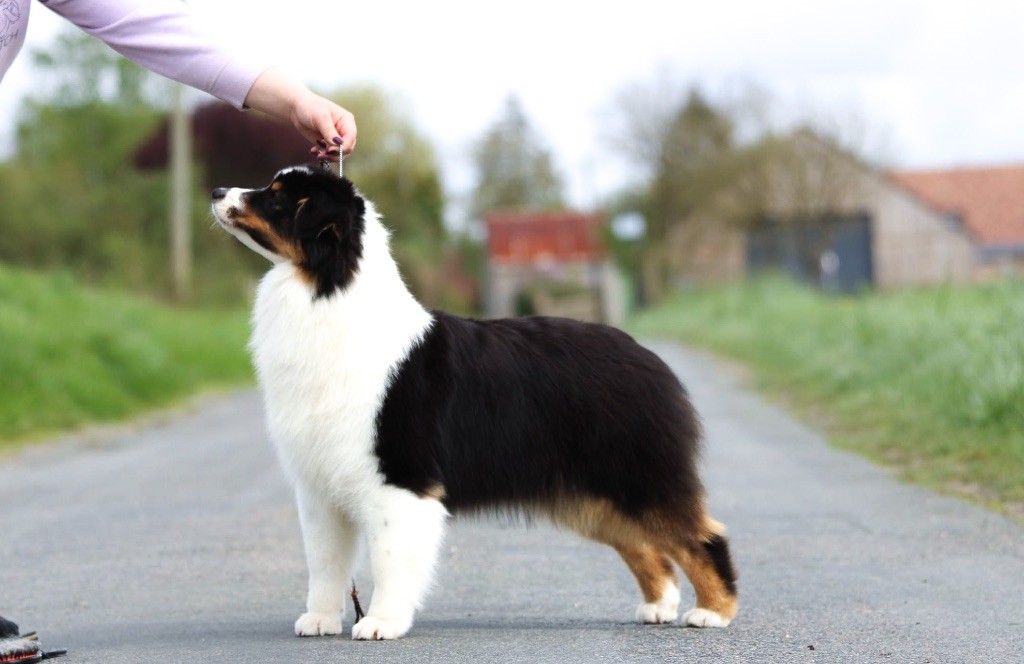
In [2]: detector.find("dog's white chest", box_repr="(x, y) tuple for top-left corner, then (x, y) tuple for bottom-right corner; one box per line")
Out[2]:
(248, 262), (431, 504)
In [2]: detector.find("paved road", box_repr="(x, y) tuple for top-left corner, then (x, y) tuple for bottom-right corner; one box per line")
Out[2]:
(1, 342), (1021, 663)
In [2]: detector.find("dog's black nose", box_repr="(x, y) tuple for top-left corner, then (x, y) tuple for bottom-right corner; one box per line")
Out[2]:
(212, 188), (228, 201)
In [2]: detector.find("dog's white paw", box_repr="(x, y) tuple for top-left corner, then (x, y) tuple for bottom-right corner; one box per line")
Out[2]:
(351, 615), (411, 640)
(636, 580), (680, 624)
(637, 600), (679, 624)
(294, 611), (343, 637)
(681, 607), (730, 628)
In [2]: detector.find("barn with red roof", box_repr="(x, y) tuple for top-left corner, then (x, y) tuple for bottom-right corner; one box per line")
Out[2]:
(891, 165), (1024, 279)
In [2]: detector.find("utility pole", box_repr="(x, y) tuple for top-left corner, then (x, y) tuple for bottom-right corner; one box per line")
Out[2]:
(169, 81), (192, 302)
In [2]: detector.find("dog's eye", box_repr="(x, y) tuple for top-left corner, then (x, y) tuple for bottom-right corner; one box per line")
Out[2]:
(268, 190), (287, 208)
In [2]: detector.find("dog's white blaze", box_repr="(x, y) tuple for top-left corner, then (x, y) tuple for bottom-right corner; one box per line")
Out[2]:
(276, 165), (314, 177)
(250, 203), (444, 639)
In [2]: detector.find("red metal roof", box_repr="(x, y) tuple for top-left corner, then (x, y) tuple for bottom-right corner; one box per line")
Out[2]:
(485, 210), (606, 264)
(891, 165), (1024, 246)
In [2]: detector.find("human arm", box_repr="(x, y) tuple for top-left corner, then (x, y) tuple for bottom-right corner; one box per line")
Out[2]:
(40, 0), (355, 151)
(41, 0), (262, 109)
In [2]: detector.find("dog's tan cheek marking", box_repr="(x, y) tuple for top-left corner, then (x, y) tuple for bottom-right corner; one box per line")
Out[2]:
(236, 212), (300, 262)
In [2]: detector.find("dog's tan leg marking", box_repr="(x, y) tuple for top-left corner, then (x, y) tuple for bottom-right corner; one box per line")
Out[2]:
(669, 515), (738, 627)
(615, 544), (681, 623)
(542, 498), (683, 623)
(538, 496), (737, 627)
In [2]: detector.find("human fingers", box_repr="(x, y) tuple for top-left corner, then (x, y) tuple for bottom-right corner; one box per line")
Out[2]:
(331, 106), (357, 156)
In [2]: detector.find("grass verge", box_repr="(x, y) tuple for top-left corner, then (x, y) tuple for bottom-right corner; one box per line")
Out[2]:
(0, 264), (252, 447)
(629, 277), (1024, 520)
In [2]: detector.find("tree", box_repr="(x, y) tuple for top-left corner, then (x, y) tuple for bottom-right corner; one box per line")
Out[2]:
(609, 83), (737, 299)
(0, 31), (169, 288)
(0, 29), (262, 302)
(470, 95), (565, 218)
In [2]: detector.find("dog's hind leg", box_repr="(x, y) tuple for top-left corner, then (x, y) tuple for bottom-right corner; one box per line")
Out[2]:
(668, 517), (738, 627)
(547, 498), (682, 624)
(352, 487), (448, 640)
(614, 544), (681, 624)
(293, 484), (360, 636)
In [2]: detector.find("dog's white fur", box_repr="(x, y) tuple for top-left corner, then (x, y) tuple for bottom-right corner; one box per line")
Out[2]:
(246, 199), (444, 640)
(636, 580), (681, 624)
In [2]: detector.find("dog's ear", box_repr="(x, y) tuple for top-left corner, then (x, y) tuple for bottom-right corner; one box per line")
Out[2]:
(292, 179), (365, 299)
(294, 191), (345, 243)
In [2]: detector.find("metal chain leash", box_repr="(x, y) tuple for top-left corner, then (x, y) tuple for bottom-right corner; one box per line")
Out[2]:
(318, 142), (343, 179)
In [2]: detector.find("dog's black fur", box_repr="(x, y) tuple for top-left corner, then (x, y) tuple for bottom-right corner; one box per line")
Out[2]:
(376, 312), (705, 523)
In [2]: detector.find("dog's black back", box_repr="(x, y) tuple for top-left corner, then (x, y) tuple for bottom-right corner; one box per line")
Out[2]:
(375, 312), (705, 525)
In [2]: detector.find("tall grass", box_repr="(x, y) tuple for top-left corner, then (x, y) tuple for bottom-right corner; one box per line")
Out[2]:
(0, 264), (252, 445)
(630, 277), (1024, 513)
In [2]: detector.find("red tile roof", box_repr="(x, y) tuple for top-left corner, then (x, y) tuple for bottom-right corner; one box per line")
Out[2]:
(891, 165), (1024, 246)
(485, 210), (606, 264)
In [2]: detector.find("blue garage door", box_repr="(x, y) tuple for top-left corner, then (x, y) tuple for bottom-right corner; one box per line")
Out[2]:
(747, 213), (874, 293)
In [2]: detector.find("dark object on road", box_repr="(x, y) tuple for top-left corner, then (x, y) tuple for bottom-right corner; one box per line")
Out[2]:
(350, 581), (365, 622)
(0, 618), (17, 639)
(0, 617), (67, 663)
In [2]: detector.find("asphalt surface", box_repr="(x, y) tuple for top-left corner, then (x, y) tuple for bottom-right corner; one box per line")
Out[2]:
(1, 341), (1021, 663)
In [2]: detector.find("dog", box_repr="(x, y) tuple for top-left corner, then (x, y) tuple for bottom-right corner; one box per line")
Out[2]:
(210, 166), (738, 640)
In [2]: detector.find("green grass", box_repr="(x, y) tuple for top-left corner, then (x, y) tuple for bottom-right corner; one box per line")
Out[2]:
(630, 277), (1024, 518)
(0, 264), (252, 446)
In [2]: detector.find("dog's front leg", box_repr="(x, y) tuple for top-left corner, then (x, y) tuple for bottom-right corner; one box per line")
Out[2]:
(293, 483), (359, 637)
(351, 487), (448, 640)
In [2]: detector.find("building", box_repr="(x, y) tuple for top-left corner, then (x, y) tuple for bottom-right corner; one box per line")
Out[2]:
(484, 210), (626, 325)
(891, 165), (1024, 280)
(668, 133), (1017, 291)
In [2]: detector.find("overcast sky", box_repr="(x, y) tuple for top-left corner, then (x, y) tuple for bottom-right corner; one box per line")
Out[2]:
(2, 0), (1022, 211)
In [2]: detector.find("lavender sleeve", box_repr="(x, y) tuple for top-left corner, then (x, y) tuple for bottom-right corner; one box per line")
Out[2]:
(40, 0), (268, 109)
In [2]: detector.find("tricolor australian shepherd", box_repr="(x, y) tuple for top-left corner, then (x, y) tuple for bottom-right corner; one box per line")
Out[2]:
(211, 167), (738, 640)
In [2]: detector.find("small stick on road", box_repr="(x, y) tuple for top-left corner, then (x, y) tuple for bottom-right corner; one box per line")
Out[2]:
(350, 580), (365, 622)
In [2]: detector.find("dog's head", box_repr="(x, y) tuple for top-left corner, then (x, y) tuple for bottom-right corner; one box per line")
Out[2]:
(211, 166), (366, 298)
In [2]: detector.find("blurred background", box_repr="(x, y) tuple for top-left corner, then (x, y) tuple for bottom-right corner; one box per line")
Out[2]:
(0, 1), (1021, 512)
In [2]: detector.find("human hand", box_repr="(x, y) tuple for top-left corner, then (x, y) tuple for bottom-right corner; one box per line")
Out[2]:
(289, 90), (357, 157)
(245, 67), (357, 155)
